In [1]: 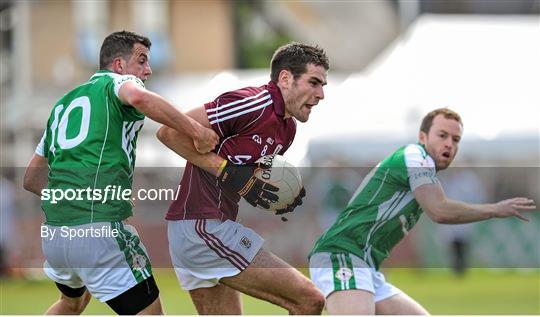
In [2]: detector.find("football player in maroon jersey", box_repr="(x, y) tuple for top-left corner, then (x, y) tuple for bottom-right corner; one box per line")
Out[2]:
(158, 42), (329, 314)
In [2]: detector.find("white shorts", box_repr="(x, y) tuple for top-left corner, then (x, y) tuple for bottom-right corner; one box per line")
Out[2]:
(168, 219), (264, 290)
(42, 222), (153, 302)
(309, 252), (401, 302)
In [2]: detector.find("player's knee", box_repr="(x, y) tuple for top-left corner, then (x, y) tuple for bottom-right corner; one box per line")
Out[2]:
(307, 290), (326, 314)
(61, 293), (89, 314)
(293, 287), (325, 314)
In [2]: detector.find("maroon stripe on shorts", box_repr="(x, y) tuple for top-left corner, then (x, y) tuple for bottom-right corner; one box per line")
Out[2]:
(199, 219), (250, 268)
(200, 220), (250, 267)
(194, 219), (247, 270)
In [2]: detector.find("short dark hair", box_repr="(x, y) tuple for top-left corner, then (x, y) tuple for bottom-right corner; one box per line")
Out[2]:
(420, 108), (463, 133)
(270, 42), (329, 83)
(99, 31), (151, 69)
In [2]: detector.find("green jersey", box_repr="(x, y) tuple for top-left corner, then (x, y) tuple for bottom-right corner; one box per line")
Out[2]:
(36, 70), (146, 226)
(310, 144), (439, 269)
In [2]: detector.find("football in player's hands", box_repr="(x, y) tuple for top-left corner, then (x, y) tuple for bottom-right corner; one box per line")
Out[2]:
(254, 155), (303, 211)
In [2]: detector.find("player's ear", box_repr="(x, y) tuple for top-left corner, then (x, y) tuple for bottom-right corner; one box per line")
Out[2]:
(111, 57), (125, 74)
(278, 69), (292, 88)
(418, 130), (427, 145)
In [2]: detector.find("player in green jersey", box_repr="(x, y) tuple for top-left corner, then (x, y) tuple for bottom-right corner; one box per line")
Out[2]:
(22, 31), (218, 315)
(309, 108), (536, 315)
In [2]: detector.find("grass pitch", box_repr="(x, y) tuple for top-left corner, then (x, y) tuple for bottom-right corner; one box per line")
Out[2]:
(1, 268), (538, 314)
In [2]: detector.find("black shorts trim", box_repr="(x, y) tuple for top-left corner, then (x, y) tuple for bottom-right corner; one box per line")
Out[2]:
(106, 275), (160, 315)
(55, 282), (87, 298)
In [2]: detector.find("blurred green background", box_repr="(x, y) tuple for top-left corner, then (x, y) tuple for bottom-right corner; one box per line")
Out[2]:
(1, 268), (538, 315)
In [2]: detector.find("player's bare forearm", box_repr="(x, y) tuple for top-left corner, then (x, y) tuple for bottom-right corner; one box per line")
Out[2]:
(23, 154), (48, 197)
(429, 199), (495, 224)
(415, 183), (494, 223)
(415, 184), (536, 223)
(429, 199), (535, 224)
(156, 125), (224, 176)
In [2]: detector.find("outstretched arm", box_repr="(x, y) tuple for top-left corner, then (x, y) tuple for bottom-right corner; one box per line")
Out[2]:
(415, 183), (536, 224)
(23, 153), (48, 196)
(118, 81), (219, 153)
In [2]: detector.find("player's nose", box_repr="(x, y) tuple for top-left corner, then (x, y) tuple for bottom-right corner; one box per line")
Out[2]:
(315, 86), (324, 100)
(444, 138), (453, 149)
(145, 65), (152, 77)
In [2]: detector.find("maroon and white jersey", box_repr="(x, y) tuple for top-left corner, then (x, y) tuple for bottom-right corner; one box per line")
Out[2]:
(166, 81), (297, 221)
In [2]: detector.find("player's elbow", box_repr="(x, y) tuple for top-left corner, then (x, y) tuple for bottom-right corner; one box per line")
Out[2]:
(425, 207), (452, 224)
(22, 172), (38, 195)
(156, 125), (172, 144)
(418, 194), (454, 224)
(126, 88), (147, 107)
(429, 213), (450, 224)
(22, 176), (32, 193)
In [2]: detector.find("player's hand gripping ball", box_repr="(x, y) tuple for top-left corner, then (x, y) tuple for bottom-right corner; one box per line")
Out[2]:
(218, 160), (279, 209)
(254, 155), (304, 211)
